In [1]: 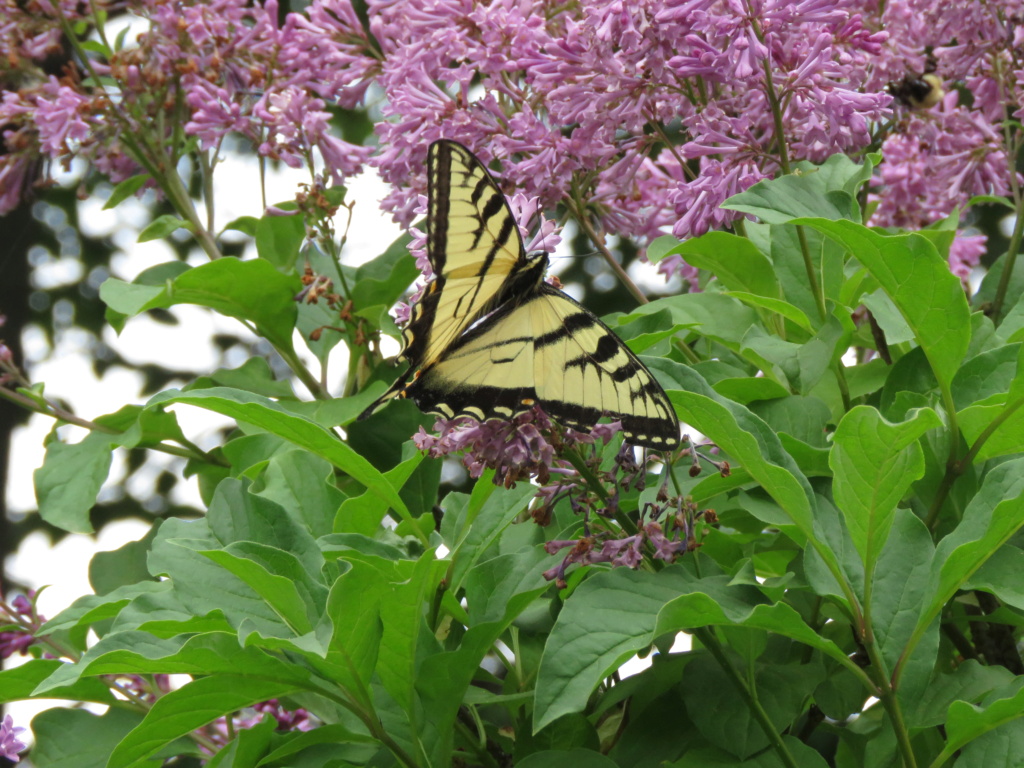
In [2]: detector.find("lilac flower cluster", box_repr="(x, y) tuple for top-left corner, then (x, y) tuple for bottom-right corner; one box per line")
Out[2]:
(365, 0), (894, 260)
(542, 478), (715, 588)
(866, 2), (1024, 279)
(5, 1), (896, 269)
(0, 715), (27, 764)
(414, 408), (587, 487)
(201, 699), (315, 752)
(1, 592), (40, 660)
(3, 0), (1021, 283)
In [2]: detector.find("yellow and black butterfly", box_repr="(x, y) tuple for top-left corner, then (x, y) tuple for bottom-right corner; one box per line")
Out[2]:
(359, 140), (679, 451)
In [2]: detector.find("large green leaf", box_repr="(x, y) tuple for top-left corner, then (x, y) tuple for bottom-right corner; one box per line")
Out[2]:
(793, 220), (971, 395)
(651, 232), (781, 300)
(830, 406), (940, 573)
(31, 708), (148, 768)
(533, 567), (848, 732)
(957, 343), (1024, 462)
(107, 675), (301, 768)
(100, 257), (301, 352)
(149, 387), (410, 519)
(914, 458), (1024, 648)
(33, 431), (114, 533)
(652, 362), (820, 546)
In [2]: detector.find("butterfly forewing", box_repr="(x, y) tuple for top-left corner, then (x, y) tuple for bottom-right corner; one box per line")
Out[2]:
(400, 141), (529, 371)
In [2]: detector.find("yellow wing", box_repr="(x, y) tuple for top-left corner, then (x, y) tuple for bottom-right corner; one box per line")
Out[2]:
(404, 285), (680, 450)
(400, 139), (536, 370)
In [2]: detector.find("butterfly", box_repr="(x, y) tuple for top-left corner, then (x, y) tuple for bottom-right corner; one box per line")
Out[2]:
(359, 139), (679, 451)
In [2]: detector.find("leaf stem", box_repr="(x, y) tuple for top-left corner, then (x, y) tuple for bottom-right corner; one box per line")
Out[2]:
(695, 627), (800, 768)
(0, 386), (226, 466)
(568, 198), (650, 307)
(863, 638), (919, 768)
(990, 81), (1023, 321)
(927, 393), (1024, 529)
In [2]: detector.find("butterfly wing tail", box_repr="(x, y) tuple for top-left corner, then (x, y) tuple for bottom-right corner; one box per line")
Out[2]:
(356, 368), (414, 421)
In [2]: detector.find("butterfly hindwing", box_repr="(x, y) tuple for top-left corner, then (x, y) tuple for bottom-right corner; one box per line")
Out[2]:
(405, 285), (679, 450)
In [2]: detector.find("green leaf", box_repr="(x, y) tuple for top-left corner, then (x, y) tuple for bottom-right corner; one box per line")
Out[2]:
(962, 546), (1024, 610)
(748, 396), (831, 448)
(0, 660), (118, 705)
(334, 451), (426, 535)
(318, 559), (390, 708)
(966, 194), (1015, 209)
(908, 660), (1016, 728)
(464, 546), (553, 626)
(255, 205), (305, 270)
(653, 362), (820, 544)
(870, 510), (937, 704)
(724, 171), (855, 223)
(958, 343), (1024, 462)
(222, 215), (258, 237)
(725, 292), (814, 333)
(107, 675), (302, 768)
(39, 581), (168, 634)
(35, 631), (310, 694)
(534, 567), (847, 732)
(31, 708), (147, 768)
(100, 258), (301, 352)
(138, 214), (193, 242)
(351, 232), (419, 313)
(622, 293), (760, 350)
(681, 660), (822, 760)
(952, 344), (1021, 411)
(954, 719), (1024, 768)
(139, 484), (310, 636)
(975, 249), (1024, 322)
(255, 449), (344, 538)
(201, 542), (326, 635)
(942, 683), (1024, 759)
(713, 377), (792, 404)
(189, 357), (296, 399)
(204, 715), (276, 768)
(829, 406), (941, 572)
(862, 288), (914, 346)
(659, 232), (781, 300)
(794, 220), (971, 395)
(103, 174), (148, 209)
(377, 555), (445, 718)
(446, 481), (537, 590)
(917, 458), (1024, 644)
(149, 387), (410, 520)
(33, 431), (114, 533)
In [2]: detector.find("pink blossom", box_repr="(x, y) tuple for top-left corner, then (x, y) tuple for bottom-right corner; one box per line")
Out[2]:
(0, 715), (27, 764)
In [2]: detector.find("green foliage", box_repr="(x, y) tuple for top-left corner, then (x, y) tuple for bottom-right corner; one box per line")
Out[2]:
(9, 156), (1024, 768)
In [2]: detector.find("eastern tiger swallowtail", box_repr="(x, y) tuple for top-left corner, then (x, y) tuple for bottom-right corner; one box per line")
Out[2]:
(359, 140), (680, 451)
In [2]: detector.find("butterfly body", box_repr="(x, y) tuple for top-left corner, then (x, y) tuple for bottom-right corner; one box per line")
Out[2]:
(360, 140), (679, 451)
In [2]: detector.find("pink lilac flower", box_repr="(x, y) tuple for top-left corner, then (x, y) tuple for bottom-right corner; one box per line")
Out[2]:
(1, 592), (40, 659)
(414, 410), (560, 487)
(0, 715), (27, 763)
(869, 90), (1011, 278)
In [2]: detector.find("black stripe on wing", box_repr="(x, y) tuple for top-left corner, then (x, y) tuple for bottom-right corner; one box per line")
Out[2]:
(405, 286), (680, 450)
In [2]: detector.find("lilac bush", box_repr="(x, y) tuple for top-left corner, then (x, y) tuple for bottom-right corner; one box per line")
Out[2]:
(7, 0), (1013, 265)
(3, 2), (1024, 767)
